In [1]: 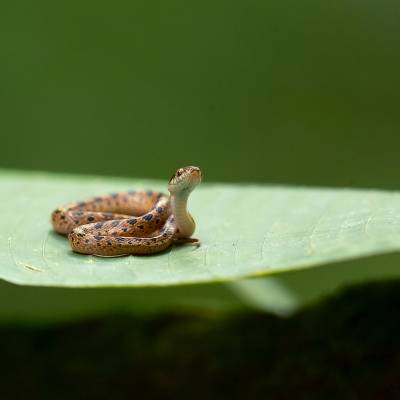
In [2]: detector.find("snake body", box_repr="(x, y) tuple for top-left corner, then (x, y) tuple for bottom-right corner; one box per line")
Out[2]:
(51, 166), (202, 256)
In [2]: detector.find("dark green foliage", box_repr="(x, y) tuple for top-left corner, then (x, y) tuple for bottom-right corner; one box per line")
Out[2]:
(1, 280), (399, 399)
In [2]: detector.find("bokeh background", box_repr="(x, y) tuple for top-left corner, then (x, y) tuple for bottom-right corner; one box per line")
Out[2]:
(2, 0), (399, 188)
(1, 1), (400, 318)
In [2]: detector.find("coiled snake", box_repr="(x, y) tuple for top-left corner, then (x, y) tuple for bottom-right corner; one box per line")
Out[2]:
(51, 166), (201, 256)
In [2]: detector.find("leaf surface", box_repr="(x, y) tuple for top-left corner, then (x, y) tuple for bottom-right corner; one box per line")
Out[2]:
(1, 169), (400, 287)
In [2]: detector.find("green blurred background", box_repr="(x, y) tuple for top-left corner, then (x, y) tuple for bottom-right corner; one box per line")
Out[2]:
(1, 0), (399, 187)
(1, 0), (400, 320)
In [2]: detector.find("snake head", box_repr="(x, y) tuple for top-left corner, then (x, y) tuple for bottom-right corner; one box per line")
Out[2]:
(168, 166), (202, 194)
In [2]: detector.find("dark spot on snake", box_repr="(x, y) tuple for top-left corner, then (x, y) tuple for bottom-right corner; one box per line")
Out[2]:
(78, 202), (86, 208)
(143, 214), (153, 221)
(94, 236), (103, 241)
(54, 209), (61, 214)
(87, 216), (95, 222)
(128, 218), (137, 225)
(75, 211), (83, 216)
(107, 241), (112, 246)
(138, 225), (144, 229)
(95, 197), (102, 202)
(123, 228), (128, 232)
(156, 207), (163, 213)
(146, 190), (153, 197)
(60, 215), (65, 220)
(102, 212), (113, 218)
(85, 239), (89, 244)
(77, 233), (84, 237)
(116, 237), (125, 242)
(94, 222), (104, 229)
(163, 233), (167, 237)
(74, 220), (79, 224)
(97, 243), (101, 246)
(156, 219), (160, 224)
(111, 220), (120, 227)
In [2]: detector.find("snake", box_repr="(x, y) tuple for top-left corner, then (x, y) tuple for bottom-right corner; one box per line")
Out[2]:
(51, 166), (202, 256)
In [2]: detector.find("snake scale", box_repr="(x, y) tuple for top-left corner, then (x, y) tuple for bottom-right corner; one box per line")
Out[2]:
(51, 166), (202, 256)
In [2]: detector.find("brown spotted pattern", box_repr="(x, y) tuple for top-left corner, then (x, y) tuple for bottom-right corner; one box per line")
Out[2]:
(51, 190), (176, 256)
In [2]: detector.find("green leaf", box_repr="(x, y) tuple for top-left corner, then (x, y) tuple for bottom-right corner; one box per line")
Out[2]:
(1, 169), (400, 288)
